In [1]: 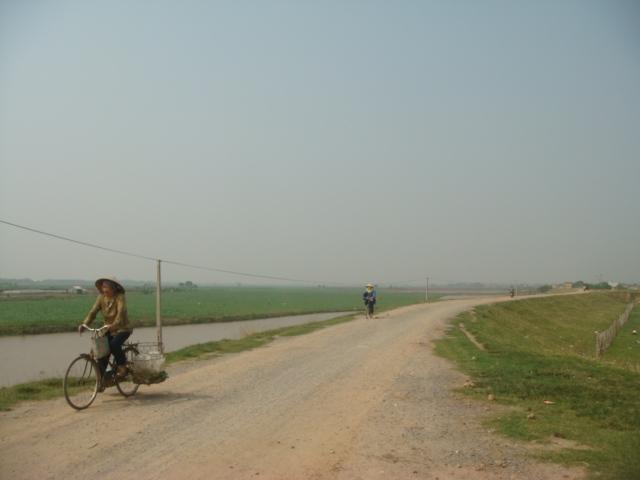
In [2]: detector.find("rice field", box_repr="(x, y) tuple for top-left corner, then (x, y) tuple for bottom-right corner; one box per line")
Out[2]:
(0, 286), (430, 335)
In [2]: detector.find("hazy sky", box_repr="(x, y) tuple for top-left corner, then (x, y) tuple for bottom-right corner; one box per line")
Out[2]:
(1, 1), (639, 286)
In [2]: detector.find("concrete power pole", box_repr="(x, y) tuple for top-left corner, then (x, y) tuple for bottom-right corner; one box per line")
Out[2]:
(425, 276), (430, 303)
(156, 259), (163, 353)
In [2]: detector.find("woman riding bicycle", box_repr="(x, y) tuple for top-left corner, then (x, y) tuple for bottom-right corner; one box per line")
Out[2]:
(78, 277), (133, 380)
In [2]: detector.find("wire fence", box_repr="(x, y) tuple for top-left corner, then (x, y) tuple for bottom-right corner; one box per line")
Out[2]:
(595, 301), (637, 358)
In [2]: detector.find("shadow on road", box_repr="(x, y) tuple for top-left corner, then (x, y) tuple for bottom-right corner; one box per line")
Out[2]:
(99, 390), (212, 408)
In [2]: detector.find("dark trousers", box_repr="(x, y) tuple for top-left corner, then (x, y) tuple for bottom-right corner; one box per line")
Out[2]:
(98, 331), (131, 374)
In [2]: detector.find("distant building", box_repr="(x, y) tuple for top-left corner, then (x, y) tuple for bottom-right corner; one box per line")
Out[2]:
(69, 286), (87, 294)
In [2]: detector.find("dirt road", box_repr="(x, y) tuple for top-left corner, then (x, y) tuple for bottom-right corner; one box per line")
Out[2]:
(0, 298), (584, 480)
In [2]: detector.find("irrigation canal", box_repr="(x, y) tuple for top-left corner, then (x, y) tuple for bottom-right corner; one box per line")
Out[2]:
(0, 311), (351, 387)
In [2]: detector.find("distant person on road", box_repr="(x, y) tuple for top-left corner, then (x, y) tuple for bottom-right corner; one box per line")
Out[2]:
(79, 277), (133, 381)
(363, 283), (377, 319)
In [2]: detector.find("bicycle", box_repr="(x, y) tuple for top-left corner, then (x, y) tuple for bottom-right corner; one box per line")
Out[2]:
(365, 302), (374, 319)
(63, 325), (140, 410)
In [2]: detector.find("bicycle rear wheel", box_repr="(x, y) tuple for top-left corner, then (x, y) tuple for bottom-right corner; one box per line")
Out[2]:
(115, 346), (139, 397)
(64, 355), (99, 410)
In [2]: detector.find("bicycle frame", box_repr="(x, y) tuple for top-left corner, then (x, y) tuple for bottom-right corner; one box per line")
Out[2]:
(79, 324), (139, 360)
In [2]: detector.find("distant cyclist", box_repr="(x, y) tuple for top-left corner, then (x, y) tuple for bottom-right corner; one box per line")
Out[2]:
(363, 283), (377, 319)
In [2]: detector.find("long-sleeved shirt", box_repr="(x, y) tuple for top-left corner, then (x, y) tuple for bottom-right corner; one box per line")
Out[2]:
(363, 290), (377, 305)
(83, 293), (132, 333)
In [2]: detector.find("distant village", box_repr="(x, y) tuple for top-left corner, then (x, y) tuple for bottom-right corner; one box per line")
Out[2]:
(0, 277), (636, 298)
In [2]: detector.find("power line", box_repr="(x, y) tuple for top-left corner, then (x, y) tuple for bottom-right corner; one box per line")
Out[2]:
(383, 278), (429, 285)
(161, 259), (321, 284)
(0, 219), (335, 285)
(0, 219), (157, 262)
(0, 219), (425, 288)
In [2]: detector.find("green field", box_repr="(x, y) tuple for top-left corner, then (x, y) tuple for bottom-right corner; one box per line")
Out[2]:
(0, 287), (430, 335)
(436, 292), (639, 479)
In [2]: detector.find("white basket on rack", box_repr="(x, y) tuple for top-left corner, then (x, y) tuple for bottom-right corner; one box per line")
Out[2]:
(131, 343), (165, 375)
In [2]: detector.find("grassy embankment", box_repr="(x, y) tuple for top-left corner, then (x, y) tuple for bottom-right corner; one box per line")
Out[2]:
(0, 286), (430, 335)
(435, 292), (640, 480)
(0, 290), (430, 410)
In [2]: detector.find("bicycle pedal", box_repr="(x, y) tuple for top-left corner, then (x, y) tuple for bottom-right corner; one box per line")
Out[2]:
(101, 376), (115, 389)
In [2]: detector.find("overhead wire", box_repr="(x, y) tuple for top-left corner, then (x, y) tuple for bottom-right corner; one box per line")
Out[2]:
(382, 278), (430, 285)
(0, 219), (426, 287)
(161, 259), (325, 284)
(0, 219), (340, 285)
(0, 219), (157, 262)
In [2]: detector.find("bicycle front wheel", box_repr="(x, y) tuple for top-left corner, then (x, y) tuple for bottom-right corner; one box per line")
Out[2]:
(64, 355), (99, 410)
(116, 346), (139, 397)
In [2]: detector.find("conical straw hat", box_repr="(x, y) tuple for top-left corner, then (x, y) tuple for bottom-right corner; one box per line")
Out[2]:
(95, 277), (125, 294)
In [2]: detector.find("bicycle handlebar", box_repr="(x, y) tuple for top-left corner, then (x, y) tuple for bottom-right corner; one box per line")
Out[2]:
(80, 324), (109, 333)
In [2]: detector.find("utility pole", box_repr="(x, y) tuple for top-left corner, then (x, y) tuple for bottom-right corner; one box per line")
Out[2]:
(425, 276), (429, 303)
(156, 259), (163, 353)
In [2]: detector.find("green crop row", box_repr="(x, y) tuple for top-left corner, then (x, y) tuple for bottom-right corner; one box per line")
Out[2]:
(0, 287), (431, 335)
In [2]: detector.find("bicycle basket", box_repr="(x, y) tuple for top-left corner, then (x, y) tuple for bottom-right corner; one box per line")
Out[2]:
(131, 342), (165, 375)
(91, 334), (110, 359)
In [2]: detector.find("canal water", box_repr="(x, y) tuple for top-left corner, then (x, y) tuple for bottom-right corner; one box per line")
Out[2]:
(0, 312), (350, 387)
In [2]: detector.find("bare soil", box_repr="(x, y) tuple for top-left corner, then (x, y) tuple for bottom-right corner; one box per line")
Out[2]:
(0, 298), (585, 479)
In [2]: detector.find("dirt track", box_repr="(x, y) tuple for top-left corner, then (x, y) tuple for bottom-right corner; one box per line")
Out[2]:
(0, 298), (584, 480)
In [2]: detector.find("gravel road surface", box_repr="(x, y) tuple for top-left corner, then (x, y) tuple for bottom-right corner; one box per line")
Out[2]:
(0, 298), (585, 479)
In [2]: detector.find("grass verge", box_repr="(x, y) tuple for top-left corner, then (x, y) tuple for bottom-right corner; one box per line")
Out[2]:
(0, 378), (63, 411)
(435, 292), (640, 480)
(165, 313), (356, 363)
